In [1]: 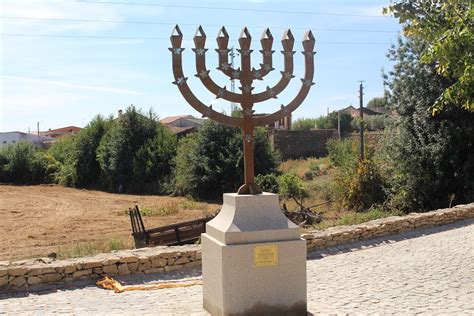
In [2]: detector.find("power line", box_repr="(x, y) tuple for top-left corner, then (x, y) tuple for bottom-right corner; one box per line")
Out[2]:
(0, 16), (398, 34)
(0, 33), (393, 45)
(75, 0), (393, 18)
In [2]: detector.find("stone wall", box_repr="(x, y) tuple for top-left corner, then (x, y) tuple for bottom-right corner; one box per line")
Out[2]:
(304, 204), (473, 250)
(0, 246), (201, 291)
(269, 129), (336, 159)
(1, 203), (472, 291)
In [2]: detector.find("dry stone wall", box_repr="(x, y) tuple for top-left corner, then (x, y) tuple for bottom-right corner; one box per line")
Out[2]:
(1, 203), (472, 291)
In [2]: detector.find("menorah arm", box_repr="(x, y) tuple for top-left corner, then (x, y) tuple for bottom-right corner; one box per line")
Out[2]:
(251, 51), (295, 103)
(194, 50), (242, 103)
(172, 53), (242, 128)
(216, 49), (241, 79)
(253, 52), (314, 127)
(251, 50), (274, 80)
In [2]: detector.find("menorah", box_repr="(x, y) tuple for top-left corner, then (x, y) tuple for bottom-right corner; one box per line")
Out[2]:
(170, 25), (315, 195)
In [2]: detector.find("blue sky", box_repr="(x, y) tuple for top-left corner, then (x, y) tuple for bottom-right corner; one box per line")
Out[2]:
(0, 0), (402, 132)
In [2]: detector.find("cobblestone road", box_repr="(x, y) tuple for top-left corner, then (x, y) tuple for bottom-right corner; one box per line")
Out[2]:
(1, 219), (473, 315)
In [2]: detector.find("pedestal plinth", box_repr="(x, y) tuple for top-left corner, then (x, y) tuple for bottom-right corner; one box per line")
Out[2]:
(202, 193), (307, 316)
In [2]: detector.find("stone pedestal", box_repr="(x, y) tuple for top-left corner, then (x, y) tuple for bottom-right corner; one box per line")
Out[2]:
(202, 193), (307, 316)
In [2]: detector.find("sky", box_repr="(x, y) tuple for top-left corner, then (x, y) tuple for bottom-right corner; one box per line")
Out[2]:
(0, 0), (402, 133)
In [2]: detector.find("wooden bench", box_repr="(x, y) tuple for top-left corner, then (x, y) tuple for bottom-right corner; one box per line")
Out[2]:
(129, 205), (216, 248)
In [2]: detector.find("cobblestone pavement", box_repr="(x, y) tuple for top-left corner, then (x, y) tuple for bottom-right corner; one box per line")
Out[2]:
(1, 219), (473, 315)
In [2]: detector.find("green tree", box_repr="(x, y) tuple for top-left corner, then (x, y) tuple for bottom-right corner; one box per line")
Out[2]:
(174, 121), (280, 199)
(315, 111), (353, 133)
(0, 142), (50, 184)
(73, 115), (113, 187)
(385, 0), (473, 113)
(292, 118), (318, 131)
(385, 37), (474, 210)
(97, 106), (177, 194)
(366, 97), (388, 108)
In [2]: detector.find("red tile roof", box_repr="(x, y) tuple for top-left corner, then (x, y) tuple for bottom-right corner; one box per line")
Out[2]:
(45, 126), (82, 133)
(160, 115), (194, 124)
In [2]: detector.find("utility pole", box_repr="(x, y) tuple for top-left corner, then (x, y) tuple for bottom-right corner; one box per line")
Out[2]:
(230, 46), (238, 114)
(358, 81), (365, 160)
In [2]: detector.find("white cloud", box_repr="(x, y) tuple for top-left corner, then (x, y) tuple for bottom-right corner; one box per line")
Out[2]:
(0, 0), (166, 34)
(2, 76), (147, 95)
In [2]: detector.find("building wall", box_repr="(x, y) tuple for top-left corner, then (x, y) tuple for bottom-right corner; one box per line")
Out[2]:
(269, 129), (337, 159)
(0, 132), (53, 147)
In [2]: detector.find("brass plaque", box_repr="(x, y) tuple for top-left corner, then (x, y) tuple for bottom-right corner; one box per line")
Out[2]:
(254, 245), (278, 267)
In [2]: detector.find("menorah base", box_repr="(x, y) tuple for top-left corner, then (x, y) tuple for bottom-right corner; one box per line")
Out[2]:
(202, 193), (307, 316)
(237, 182), (262, 195)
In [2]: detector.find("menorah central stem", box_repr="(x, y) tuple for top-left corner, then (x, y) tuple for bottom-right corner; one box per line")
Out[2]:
(239, 120), (260, 195)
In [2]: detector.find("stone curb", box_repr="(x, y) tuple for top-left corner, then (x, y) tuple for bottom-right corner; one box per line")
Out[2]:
(1, 203), (472, 291)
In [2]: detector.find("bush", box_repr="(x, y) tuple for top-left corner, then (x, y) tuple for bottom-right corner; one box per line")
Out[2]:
(255, 173), (280, 193)
(73, 115), (112, 187)
(174, 121), (279, 199)
(97, 106), (177, 194)
(384, 37), (474, 210)
(327, 138), (358, 168)
(334, 159), (387, 212)
(0, 142), (51, 184)
(47, 135), (77, 186)
(278, 173), (309, 207)
(292, 118), (318, 131)
(327, 138), (387, 211)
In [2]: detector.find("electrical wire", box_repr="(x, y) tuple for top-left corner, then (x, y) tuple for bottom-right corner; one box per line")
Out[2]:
(75, 0), (393, 18)
(0, 33), (392, 45)
(0, 16), (398, 34)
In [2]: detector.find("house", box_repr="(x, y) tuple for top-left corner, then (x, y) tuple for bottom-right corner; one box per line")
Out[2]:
(160, 115), (207, 137)
(254, 112), (292, 130)
(40, 126), (82, 138)
(341, 105), (381, 118)
(0, 132), (54, 147)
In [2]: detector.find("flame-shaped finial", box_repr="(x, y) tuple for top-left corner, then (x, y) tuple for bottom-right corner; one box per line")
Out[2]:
(194, 25), (206, 48)
(281, 29), (294, 51)
(302, 30), (315, 52)
(216, 26), (229, 49)
(260, 28), (273, 50)
(239, 27), (252, 50)
(170, 24), (183, 48)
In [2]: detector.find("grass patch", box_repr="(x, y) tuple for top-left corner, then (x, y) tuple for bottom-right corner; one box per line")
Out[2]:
(57, 236), (132, 259)
(279, 157), (330, 178)
(312, 208), (404, 231)
(122, 199), (211, 217)
(155, 202), (180, 216)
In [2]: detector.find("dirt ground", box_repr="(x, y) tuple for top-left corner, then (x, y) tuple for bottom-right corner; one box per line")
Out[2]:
(0, 185), (221, 261)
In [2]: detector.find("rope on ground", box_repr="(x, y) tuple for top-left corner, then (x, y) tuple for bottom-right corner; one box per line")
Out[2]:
(96, 276), (203, 293)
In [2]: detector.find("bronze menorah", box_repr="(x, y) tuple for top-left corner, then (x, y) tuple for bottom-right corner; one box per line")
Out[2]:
(170, 25), (315, 195)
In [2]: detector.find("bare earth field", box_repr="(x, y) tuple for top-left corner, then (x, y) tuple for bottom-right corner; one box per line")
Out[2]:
(0, 184), (221, 261)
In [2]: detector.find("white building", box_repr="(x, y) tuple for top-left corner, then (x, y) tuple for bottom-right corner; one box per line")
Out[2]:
(0, 132), (54, 147)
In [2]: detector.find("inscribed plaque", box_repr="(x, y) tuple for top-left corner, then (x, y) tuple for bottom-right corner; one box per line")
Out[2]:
(254, 245), (278, 267)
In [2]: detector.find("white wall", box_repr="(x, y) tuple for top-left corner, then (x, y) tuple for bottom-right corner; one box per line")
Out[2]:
(0, 132), (53, 147)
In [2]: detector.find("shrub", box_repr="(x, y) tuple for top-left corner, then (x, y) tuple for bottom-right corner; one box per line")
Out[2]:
(255, 173), (280, 193)
(333, 159), (387, 212)
(0, 142), (51, 184)
(326, 138), (358, 168)
(278, 173), (309, 207)
(174, 121), (279, 199)
(384, 36), (474, 210)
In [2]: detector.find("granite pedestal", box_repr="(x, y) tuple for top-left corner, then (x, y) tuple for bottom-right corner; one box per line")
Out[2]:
(202, 193), (307, 316)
